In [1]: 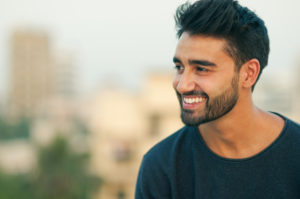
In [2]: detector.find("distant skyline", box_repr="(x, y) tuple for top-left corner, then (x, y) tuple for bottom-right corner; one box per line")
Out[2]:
(0, 0), (299, 98)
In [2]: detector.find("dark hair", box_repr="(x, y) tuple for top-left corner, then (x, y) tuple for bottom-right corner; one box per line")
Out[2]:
(175, 0), (269, 90)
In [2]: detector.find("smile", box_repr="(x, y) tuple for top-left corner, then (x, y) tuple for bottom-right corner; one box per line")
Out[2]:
(183, 96), (206, 104)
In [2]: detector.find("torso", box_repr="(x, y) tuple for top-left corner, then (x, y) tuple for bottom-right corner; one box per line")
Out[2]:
(135, 114), (300, 199)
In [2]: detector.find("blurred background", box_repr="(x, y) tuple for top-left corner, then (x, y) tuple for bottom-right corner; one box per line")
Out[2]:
(0, 0), (299, 198)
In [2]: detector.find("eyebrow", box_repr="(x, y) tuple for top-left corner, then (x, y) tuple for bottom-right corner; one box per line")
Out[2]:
(173, 57), (216, 67)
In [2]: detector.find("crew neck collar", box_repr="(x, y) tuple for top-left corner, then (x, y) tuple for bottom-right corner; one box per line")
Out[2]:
(193, 112), (289, 163)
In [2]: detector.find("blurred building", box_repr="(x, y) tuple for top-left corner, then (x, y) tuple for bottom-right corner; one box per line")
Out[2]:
(1, 28), (80, 176)
(8, 29), (77, 119)
(9, 30), (53, 117)
(85, 73), (182, 199)
(53, 52), (77, 98)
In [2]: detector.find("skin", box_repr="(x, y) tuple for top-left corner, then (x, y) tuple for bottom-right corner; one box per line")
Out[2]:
(173, 32), (285, 159)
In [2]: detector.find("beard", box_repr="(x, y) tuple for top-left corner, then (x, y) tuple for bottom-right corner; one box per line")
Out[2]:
(177, 74), (239, 126)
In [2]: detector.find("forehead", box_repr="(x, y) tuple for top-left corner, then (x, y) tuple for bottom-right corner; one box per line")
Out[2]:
(174, 33), (233, 63)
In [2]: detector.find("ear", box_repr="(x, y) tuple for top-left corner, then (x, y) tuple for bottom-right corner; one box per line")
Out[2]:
(239, 58), (260, 89)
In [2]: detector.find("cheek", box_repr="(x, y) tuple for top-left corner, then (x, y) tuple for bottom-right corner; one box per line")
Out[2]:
(211, 74), (237, 96)
(200, 76), (228, 96)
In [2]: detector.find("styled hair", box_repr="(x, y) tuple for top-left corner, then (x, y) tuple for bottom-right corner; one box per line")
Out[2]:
(175, 0), (270, 90)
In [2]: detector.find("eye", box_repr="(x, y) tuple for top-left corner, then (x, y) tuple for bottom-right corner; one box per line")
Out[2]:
(174, 65), (184, 71)
(196, 66), (209, 72)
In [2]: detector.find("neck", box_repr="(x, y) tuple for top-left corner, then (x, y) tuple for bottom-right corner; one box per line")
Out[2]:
(198, 95), (284, 159)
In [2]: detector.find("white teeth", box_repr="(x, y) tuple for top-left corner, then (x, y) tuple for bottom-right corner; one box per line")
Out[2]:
(183, 97), (205, 104)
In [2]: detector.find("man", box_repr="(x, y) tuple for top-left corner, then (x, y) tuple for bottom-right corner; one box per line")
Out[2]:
(135, 0), (300, 198)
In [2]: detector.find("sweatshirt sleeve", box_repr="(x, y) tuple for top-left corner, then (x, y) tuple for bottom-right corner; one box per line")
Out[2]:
(135, 154), (171, 199)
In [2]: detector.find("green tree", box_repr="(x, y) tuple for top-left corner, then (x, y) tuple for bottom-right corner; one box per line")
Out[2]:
(33, 136), (101, 199)
(0, 171), (34, 199)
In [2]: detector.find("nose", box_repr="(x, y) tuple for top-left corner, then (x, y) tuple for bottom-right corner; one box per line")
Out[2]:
(174, 70), (196, 94)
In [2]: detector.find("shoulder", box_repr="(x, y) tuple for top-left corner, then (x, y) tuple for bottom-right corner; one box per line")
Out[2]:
(272, 112), (300, 136)
(284, 117), (300, 141)
(274, 113), (300, 152)
(139, 125), (196, 175)
(135, 126), (195, 198)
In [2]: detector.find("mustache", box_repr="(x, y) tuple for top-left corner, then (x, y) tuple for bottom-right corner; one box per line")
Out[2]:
(176, 90), (208, 98)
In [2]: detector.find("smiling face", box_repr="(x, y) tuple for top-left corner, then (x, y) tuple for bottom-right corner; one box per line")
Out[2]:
(173, 33), (240, 126)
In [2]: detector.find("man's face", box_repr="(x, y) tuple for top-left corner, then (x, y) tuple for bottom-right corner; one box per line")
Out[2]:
(173, 33), (240, 126)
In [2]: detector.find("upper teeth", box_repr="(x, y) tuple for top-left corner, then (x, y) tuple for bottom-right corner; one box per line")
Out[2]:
(183, 97), (205, 104)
